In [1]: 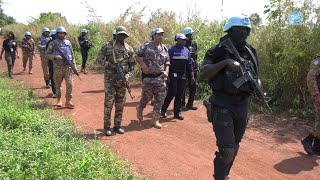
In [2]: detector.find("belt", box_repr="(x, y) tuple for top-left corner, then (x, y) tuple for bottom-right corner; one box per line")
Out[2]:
(212, 92), (247, 101)
(142, 73), (162, 78)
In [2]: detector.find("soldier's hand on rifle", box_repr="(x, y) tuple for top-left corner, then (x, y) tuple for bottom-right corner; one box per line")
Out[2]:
(226, 59), (241, 73)
(54, 55), (63, 60)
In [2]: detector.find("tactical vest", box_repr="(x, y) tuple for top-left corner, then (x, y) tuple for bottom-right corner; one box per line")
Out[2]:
(209, 45), (258, 96)
(52, 39), (73, 65)
(170, 53), (188, 76)
(39, 35), (51, 54)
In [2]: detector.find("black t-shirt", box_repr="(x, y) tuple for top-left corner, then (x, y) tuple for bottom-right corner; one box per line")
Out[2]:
(2, 39), (17, 53)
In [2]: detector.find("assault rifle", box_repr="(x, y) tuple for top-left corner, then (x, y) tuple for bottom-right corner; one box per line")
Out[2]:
(220, 38), (272, 111)
(52, 41), (81, 80)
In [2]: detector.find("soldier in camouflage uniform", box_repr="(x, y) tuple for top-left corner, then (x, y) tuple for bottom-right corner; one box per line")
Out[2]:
(38, 27), (51, 88)
(96, 26), (135, 136)
(301, 54), (320, 155)
(21, 32), (35, 74)
(45, 26), (76, 109)
(136, 28), (170, 129)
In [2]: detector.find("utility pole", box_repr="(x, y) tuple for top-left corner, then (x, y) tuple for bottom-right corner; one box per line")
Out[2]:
(221, 0), (224, 21)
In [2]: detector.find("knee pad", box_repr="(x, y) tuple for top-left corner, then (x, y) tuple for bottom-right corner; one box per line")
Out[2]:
(216, 147), (237, 164)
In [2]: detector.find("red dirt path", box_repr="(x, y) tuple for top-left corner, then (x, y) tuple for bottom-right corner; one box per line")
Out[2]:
(1, 42), (319, 180)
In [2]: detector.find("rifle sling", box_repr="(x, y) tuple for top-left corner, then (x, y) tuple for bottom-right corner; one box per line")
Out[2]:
(245, 46), (259, 75)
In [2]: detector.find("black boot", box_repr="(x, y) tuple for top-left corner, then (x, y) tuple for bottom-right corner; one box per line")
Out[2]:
(301, 134), (315, 155)
(113, 126), (125, 134)
(313, 137), (320, 155)
(161, 110), (167, 118)
(174, 113), (184, 120)
(104, 128), (112, 136)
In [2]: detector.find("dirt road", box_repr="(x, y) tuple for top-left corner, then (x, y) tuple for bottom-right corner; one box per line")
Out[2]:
(1, 44), (319, 179)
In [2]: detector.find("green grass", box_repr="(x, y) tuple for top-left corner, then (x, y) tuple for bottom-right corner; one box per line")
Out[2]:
(0, 72), (140, 180)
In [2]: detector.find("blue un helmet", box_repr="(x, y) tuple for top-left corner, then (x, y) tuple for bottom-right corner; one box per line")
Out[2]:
(80, 29), (87, 33)
(183, 27), (194, 36)
(42, 27), (50, 33)
(25, 31), (31, 36)
(56, 26), (67, 34)
(50, 29), (56, 36)
(223, 15), (251, 32)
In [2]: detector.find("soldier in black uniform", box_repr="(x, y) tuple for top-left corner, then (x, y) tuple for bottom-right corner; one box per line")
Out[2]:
(78, 29), (93, 74)
(46, 29), (57, 98)
(201, 16), (260, 179)
(182, 27), (198, 111)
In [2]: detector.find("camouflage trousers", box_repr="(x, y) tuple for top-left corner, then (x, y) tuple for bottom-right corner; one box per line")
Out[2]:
(307, 69), (320, 137)
(22, 52), (33, 70)
(104, 80), (126, 129)
(40, 54), (50, 80)
(53, 64), (73, 99)
(138, 76), (167, 113)
(4, 53), (16, 78)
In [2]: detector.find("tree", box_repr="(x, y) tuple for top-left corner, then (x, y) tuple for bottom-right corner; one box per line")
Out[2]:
(249, 13), (262, 26)
(0, 2), (16, 26)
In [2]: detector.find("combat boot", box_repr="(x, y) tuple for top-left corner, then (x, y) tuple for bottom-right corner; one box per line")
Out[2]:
(56, 98), (62, 107)
(136, 105), (143, 121)
(29, 70), (33, 74)
(301, 134), (315, 155)
(65, 98), (75, 109)
(80, 67), (84, 72)
(152, 112), (162, 129)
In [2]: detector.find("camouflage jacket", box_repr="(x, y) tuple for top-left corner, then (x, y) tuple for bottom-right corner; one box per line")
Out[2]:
(96, 40), (136, 80)
(307, 57), (320, 97)
(136, 41), (170, 74)
(21, 38), (35, 54)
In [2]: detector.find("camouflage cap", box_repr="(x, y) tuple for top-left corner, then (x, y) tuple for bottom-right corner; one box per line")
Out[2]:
(115, 26), (129, 37)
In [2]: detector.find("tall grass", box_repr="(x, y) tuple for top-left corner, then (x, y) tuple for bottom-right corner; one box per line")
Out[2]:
(0, 72), (140, 179)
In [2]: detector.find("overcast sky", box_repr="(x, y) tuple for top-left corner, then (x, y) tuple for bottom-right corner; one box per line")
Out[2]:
(3, 0), (270, 24)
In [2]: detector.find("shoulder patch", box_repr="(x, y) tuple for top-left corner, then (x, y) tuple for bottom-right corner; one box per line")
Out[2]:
(64, 40), (71, 46)
(313, 59), (319, 65)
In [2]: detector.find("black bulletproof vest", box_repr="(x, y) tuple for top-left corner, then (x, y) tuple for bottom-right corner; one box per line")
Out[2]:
(209, 45), (258, 96)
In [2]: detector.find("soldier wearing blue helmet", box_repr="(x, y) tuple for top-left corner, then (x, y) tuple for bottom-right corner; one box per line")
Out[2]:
(45, 26), (77, 109)
(181, 27), (198, 111)
(38, 27), (51, 88)
(46, 29), (57, 98)
(201, 15), (260, 179)
(78, 28), (93, 74)
(21, 31), (35, 74)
